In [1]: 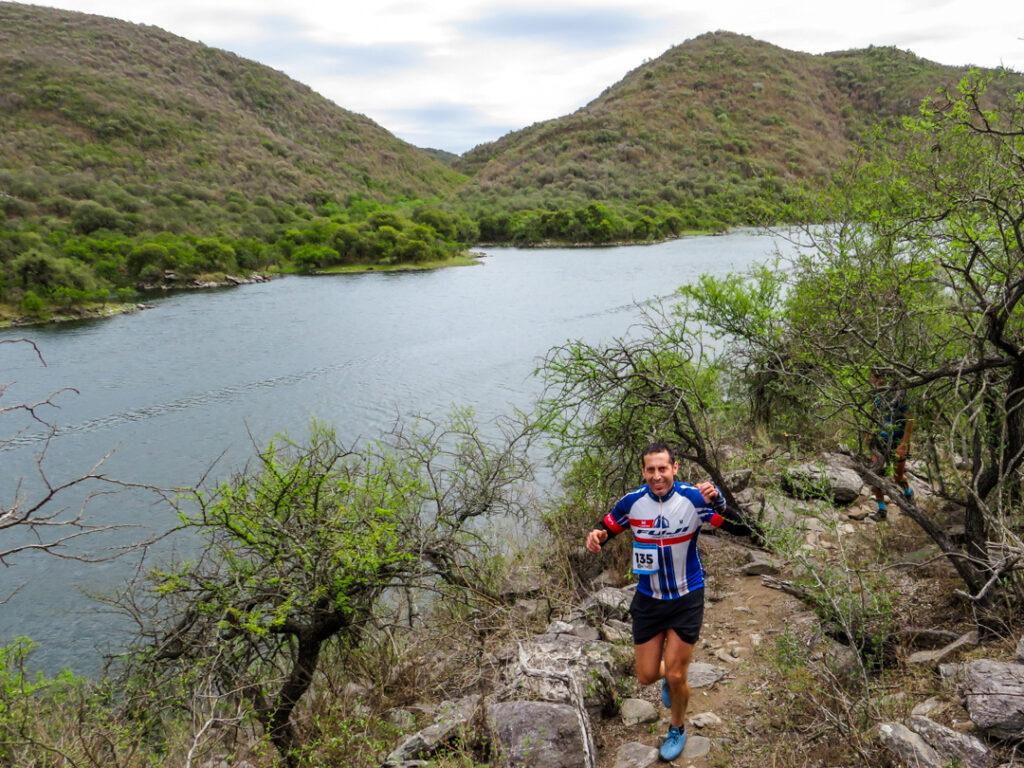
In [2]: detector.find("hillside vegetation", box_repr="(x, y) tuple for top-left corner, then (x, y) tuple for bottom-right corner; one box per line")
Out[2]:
(456, 31), (1023, 239)
(2, 6), (1023, 321)
(0, 2), (473, 321)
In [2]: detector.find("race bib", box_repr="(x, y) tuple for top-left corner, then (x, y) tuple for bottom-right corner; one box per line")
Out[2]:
(632, 542), (659, 574)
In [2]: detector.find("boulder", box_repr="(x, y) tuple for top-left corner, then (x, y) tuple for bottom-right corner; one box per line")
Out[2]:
(495, 632), (623, 723)
(723, 468), (752, 492)
(545, 620), (601, 642)
(487, 700), (588, 768)
(500, 566), (552, 600)
(385, 695), (481, 764)
(733, 487), (758, 509)
(878, 722), (945, 768)
(600, 619), (632, 644)
(910, 697), (945, 717)
(687, 662), (728, 689)
(683, 734), (712, 758)
(577, 586), (634, 624)
(612, 742), (659, 768)
(962, 659), (1024, 739)
(619, 698), (658, 726)
(908, 715), (992, 768)
(781, 454), (864, 504)
(741, 551), (778, 576)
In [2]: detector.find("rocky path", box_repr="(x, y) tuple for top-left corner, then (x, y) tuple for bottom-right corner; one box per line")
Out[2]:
(593, 534), (808, 768)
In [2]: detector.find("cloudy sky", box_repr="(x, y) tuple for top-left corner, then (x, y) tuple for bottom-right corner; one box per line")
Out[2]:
(29, 0), (1024, 153)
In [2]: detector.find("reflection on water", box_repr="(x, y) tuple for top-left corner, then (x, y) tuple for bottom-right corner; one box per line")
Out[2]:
(0, 232), (788, 672)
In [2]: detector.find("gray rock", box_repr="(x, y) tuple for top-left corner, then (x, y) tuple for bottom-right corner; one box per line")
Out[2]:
(619, 698), (658, 726)
(612, 741), (659, 768)
(501, 566), (551, 599)
(1016, 634), (1024, 664)
(733, 487), (758, 508)
(825, 641), (861, 680)
(714, 648), (740, 664)
(387, 695), (481, 763)
(495, 633), (621, 721)
(962, 659), (1024, 739)
(487, 700), (588, 768)
(908, 715), (992, 768)
(741, 552), (778, 576)
(547, 620), (576, 635)
(910, 697), (945, 717)
(688, 662), (728, 688)
(878, 722), (945, 768)
(683, 733), (712, 759)
(544, 621), (601, 642)
(782, 454), (864, 504)
(907, 631), (979, 668)
(342, 681), (371, 701)
(723, 469), (752, 492)
(689, 711), (723, 728)
(939, 663), (962, 681)
(600, 619), (632, 644)
(578, 586), (634, 623)
(513, 598), (551, 625)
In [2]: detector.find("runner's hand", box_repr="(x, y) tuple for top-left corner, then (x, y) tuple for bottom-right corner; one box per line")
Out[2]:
(696, 481), (718, 502)
(586, 529), (608, 553)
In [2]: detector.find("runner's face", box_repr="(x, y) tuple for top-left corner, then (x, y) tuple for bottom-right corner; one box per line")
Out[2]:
(642, 450), (678, 497)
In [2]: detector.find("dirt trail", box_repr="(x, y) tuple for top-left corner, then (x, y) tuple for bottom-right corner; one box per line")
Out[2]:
(593, 533), (810, 767)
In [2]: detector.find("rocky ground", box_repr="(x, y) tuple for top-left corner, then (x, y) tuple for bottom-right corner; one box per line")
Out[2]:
(384, 458), (1023, 768)
(590, 532), (808, 768)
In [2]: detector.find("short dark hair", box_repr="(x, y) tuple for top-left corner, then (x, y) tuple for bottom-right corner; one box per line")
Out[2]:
(641, 441), (675, 465)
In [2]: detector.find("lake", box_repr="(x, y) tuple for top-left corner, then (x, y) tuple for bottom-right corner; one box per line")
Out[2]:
(0, 231), (789, 673)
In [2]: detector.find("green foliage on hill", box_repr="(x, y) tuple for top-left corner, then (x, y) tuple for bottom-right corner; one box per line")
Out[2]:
(456, 31), (1023, 238)
(4, 5), (1024, 315)
(0, 2), (470, 318)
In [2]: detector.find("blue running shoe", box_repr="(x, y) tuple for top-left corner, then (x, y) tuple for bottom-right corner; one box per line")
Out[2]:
(904, 487), (914, 499)
(661, 677), (671, 708)
(660, 725), (686, 761)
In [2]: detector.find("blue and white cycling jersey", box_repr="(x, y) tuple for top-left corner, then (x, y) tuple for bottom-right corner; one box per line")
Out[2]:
(601, 481), (724, 600)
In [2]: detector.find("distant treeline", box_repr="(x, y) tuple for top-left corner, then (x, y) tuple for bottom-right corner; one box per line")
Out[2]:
(0, 176), (792, 318)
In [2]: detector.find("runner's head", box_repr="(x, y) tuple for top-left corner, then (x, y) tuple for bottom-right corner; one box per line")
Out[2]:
(641, 441), (678, 497)
(641, 441), (675, 465)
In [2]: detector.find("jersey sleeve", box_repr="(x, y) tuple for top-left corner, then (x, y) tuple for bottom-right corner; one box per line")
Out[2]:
(595, 493), (633, 538)
(680, 483), (728, 527)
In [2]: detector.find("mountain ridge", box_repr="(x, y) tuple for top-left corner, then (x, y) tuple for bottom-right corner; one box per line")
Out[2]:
(454, 30), (1022, 229)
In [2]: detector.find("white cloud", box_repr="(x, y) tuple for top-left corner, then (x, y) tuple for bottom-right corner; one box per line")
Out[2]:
(28, 0), (1024, 152)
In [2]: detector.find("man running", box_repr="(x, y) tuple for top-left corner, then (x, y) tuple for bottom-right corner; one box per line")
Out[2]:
(866, 368), (914, 520)
(585, 441), (747, 761)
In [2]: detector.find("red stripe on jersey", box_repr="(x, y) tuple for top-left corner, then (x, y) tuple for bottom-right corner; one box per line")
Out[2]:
(630, 519), (656, 529)
(634, 532), (696, 546)
(603, 512), (627, 534)
(708, 513), (724, 528)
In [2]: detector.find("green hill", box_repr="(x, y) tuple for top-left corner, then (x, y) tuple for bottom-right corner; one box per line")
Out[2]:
(454, 31), (1023, 239)
(0, 2), (475, 322)
(0, 3), (464, 226)
(3, 7), (1023, 320)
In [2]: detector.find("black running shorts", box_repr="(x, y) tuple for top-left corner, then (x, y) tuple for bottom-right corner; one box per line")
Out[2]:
(629, 587), (705, 646)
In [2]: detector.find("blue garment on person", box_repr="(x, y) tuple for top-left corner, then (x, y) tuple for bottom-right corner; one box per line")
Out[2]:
(600, 482), (724, 600)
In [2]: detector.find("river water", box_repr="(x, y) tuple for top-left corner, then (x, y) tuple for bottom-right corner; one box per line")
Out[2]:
(0, 232), (788, 673)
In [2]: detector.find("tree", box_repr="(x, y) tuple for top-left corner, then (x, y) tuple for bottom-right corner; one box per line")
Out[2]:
(115, 411), (534, 766)
(539, 301), (736, 503)
(690, 74), (1024, 615)
(1, 339), (143, 591)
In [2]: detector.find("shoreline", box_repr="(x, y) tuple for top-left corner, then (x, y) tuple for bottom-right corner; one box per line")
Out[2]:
(0, 256), (481, 330)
